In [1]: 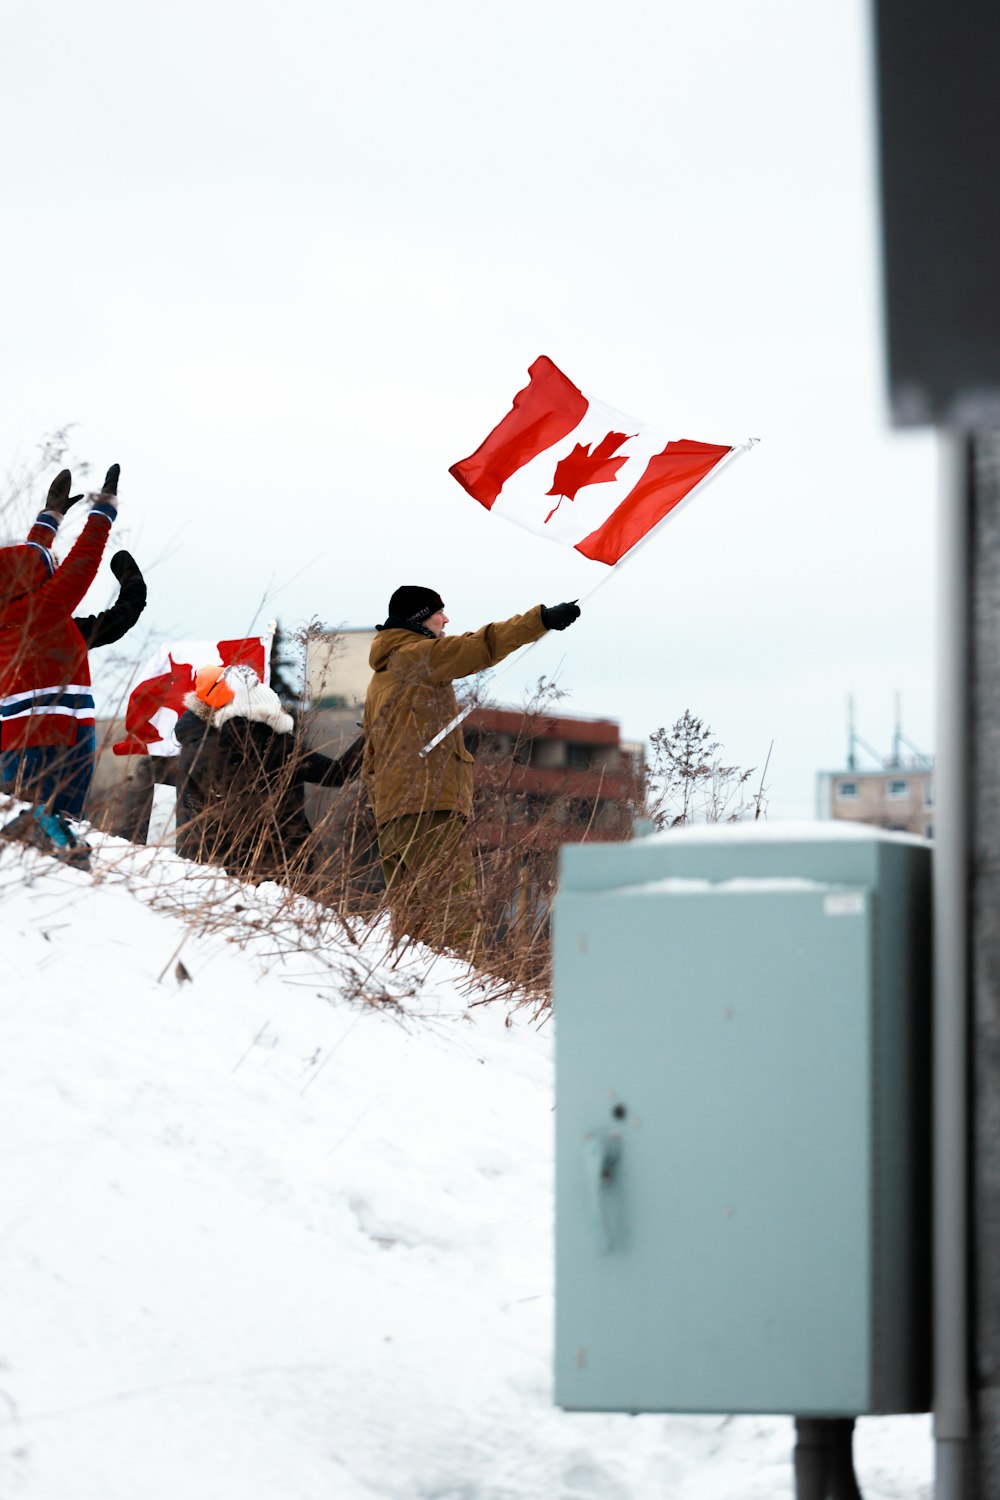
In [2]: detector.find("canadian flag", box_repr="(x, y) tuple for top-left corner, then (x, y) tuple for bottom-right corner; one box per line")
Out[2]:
(449, 356), (736, 565)
(112, 636), (270, 756)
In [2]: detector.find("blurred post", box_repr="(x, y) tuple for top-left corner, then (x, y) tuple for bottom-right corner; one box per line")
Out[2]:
(968, 432), (1000, 1493)
(873, 5), (1000, 1494)
(934, 431), (971, 1499)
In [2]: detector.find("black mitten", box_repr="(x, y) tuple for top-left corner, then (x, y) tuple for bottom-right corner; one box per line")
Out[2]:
(109, 550), (142, 583)
(45, 469), (73, 515)
(101, 463), (120, 496)
(540, 600), (581, 631)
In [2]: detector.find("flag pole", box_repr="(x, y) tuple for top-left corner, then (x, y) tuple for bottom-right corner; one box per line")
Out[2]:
(418, 438), (758, 757)
(264, 617), (278, 688)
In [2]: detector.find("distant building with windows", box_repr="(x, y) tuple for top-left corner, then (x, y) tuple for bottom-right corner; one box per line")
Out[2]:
(815, 703), (934, 839)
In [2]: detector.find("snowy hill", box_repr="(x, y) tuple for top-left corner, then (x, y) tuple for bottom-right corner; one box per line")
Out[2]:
(0, 833), (931, 1499)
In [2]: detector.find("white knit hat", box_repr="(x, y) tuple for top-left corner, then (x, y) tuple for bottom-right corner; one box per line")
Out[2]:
(212, 665), (293, 734)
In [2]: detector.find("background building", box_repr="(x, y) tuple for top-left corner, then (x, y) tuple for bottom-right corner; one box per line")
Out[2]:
(815, 701), (934, 839)
(306, 627), (373, 710)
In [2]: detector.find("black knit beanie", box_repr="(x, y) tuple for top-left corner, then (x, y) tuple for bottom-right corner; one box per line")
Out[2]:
(387, 585), (444, 625)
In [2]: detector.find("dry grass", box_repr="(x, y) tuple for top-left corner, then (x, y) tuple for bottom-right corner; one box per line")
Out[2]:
(644, 709), (768, 829)
(10, 665), (645, 1013)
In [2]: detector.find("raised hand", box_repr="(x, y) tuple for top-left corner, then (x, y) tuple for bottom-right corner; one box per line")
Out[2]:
(109, 550), (141, 583)
(44, 469), (73, 515)
(540, 600), (581, 631)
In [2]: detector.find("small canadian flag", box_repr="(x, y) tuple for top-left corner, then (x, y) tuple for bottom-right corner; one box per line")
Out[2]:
(449, 356), (737, 565)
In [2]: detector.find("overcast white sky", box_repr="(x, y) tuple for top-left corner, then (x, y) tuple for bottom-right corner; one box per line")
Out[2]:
(0, 0), (936, 818)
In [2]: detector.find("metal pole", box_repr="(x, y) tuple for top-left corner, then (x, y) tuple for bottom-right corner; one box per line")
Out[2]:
(794, 1419), (830, 1500)
(933, 429), (971, 1499)
(793, 1419), (863, 1500)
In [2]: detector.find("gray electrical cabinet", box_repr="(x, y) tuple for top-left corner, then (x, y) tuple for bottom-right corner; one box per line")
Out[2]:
(553, 825), (931, 1417)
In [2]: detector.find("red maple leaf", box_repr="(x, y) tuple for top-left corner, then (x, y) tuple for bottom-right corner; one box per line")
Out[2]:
(114, 653), (197, 754)
(129, 653), (196, 729)
(544, 430), (634, 523)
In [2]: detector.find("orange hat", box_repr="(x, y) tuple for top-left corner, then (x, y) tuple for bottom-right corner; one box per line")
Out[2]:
(194, 664), (235, 710)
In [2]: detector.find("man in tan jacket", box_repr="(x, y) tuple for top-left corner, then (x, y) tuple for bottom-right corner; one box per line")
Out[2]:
(363, 585), (581, 957)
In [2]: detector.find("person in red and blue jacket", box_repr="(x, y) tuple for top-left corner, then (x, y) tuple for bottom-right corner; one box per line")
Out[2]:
(0, 465), (120, 820)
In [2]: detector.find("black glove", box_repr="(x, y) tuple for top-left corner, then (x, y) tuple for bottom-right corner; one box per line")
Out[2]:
(541, 600), (581, 631)
(110, 549), (142, 583)
(45, 469), (73, 515)
(101, 463), (120, 496)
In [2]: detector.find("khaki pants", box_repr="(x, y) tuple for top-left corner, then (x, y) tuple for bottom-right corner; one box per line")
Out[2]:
(378, 811), (483, 959)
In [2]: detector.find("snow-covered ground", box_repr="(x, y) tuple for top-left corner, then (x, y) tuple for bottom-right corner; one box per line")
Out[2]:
(0, 831), (932, 1499)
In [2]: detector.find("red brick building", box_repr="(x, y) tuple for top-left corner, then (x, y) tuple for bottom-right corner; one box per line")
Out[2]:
(466, 706), (641, 850)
